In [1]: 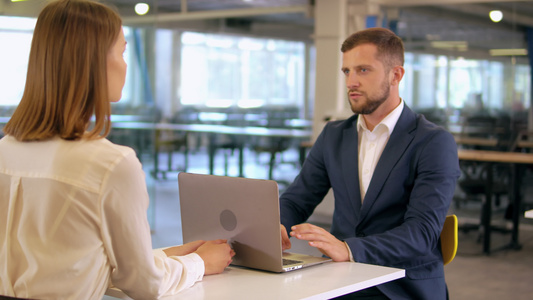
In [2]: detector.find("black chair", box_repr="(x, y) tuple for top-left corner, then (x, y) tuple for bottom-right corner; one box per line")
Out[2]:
(416, 107), (449, 129)
(251, 107), (299, 181)
(456, 113), (513, 241)
(253, 135), (293, 180)
(152, 128), (189, 179)
(209, 108), (247, 176)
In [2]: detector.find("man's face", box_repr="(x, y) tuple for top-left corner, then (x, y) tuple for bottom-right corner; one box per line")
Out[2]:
(341, 43), (391, 115)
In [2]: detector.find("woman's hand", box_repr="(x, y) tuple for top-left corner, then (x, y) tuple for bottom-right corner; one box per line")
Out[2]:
(194, 239), (236, 275)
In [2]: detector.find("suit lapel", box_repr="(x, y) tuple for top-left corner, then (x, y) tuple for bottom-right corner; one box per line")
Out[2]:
(360, 106), (417, 217)
(341, 118), (363, 215)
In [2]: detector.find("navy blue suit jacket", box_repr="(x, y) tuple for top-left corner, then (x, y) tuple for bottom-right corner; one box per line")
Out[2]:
(280, 105), (460, 299)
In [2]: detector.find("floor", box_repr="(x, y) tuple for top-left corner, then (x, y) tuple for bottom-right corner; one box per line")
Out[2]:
(118, 145), (533, 299)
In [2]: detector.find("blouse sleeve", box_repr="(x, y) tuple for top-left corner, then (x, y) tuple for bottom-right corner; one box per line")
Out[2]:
(99, 150), (204, 299)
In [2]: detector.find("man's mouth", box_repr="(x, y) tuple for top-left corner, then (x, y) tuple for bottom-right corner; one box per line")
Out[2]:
(348, 90), (362, 98)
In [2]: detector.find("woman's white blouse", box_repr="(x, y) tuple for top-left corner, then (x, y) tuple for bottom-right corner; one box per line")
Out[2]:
(0, 135), (204, 299)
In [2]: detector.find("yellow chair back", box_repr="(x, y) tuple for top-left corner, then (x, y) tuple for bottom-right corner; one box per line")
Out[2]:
(440, 214), (458, 265)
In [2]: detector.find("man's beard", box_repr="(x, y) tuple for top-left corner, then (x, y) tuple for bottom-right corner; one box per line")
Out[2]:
(348, 78), (390, 115)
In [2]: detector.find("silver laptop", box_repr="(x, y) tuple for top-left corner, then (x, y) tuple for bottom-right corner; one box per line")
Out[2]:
(178, 172), (331, 273)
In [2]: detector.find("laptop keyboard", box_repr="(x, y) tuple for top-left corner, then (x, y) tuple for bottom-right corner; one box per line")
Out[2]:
(283, 258), (303, 266)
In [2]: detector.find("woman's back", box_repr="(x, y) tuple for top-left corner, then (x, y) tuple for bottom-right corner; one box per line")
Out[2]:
(0, 136), (143, 299)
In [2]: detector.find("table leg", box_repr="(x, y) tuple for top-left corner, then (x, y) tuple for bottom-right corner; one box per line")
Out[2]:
(153, 129), (161, 178)
(299, 145), (306, 167)
(268, 151), (276, 180)
(482, 163), (493, 255)
(238, 143), (244, 177)
(208, 133), (215, 175)
(509, 164), (523, 250)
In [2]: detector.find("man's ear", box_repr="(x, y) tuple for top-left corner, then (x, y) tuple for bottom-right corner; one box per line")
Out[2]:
(390, 66), (405, 86)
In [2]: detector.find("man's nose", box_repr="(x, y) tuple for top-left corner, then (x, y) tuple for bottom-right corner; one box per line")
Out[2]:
(346, 73), (359, 89)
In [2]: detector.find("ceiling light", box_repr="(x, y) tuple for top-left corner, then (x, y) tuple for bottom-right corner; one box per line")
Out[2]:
(135, 3), (150, 16)
(489, 48), (528, 56)
(430, 41), (468, 52)
(489, 10), (503, 23)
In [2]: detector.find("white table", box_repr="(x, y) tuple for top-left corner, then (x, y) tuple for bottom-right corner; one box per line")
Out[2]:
(525, 209), (533, 219)
(106, 262), (404, 300)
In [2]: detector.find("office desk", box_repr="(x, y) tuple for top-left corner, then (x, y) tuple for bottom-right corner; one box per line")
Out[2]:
(112, 122), (312, 178)
(517, 140), (533, 150)
(454, 135), (498, 147)
(457, 149), (533, 254)
(514, 131), (533, 151)
(106, 262), (404, 300)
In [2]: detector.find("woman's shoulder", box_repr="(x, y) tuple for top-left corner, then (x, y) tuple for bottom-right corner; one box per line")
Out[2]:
(87, 137), (135, 156)
(61, 137), (138, 169)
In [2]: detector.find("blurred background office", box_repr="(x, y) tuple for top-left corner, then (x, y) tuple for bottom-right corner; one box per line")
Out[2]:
(2, 0), (532, 189)
(1, 3), (533, 296)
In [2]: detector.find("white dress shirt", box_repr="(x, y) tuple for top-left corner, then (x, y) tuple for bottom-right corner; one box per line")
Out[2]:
(357, 99), (404, 201)
(0, 135), (204, 300)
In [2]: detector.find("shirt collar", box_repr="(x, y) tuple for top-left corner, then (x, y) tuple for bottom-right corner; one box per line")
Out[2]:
(357, 98), (404, 134)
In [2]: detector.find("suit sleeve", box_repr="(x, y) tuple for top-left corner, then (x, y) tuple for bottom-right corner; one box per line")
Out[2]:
(280, 124), (332, 229)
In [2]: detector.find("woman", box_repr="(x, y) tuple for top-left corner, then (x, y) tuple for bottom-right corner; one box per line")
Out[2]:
(0, 0), (234, 299)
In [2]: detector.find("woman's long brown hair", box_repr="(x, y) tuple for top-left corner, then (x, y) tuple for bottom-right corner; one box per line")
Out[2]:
(3, 0), (122, 141)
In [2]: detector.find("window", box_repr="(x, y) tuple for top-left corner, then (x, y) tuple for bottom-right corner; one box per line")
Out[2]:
(0, 16), (136, 111)
(180, 31), (305, 109)
(400, 53), (530, 111)
(0, 16), (35, 107)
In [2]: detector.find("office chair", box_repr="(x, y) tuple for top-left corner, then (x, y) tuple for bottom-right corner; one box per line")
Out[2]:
(152, 128), (189, 179)
(214, 108), (246, 176)
(417, 107), (448, 130)
(252, 107), (303, 182)
(441, 214), (458, 266)
(456, 113), (512, 241)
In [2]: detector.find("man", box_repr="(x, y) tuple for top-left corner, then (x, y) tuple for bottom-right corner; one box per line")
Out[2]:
(280, 27), (460, 299)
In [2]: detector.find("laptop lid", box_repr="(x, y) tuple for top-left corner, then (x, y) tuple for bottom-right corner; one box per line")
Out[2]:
(178, 172), (330, 273)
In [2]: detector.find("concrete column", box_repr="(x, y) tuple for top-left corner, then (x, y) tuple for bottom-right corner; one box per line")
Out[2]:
(312, 0), (347, 141)
(312, 0), (383, 141)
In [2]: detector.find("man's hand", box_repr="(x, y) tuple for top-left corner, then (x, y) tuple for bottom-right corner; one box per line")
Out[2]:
(194, 239), (236, 275)
(163, 240), (206, 257)
(281, 224), (291, 251)
(290, 223), (350, 262)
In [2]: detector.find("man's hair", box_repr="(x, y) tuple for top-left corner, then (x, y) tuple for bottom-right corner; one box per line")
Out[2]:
(3, 0), (122, 141)
(341, 27), (404, 70)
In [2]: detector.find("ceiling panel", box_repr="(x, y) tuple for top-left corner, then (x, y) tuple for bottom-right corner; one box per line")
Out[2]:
(4, 0), (533, 58)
